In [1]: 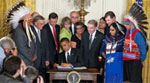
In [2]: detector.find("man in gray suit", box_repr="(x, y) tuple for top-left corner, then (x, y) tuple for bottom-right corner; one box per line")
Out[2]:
(13, 17), (36, 66)
(4, 1), (36, 66)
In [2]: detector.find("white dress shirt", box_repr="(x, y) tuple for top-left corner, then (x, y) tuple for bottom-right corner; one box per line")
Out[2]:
(71, 24), (75, 35)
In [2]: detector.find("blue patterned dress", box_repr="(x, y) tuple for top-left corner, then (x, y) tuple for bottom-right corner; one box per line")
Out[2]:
(100, 35), (125, 83)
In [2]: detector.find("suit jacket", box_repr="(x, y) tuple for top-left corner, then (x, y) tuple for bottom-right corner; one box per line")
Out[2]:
(0, 73), (30, 83)
(80, 30), (104, 68)
(43, 23), (60, 67)
(31, 26), (49, 69)
(58, 48), (83, 67)
(13, 24), (36, 66)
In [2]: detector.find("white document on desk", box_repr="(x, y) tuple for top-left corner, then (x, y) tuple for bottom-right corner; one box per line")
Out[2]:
(57, 66), (73, 70)
(73, 67), (87, 70)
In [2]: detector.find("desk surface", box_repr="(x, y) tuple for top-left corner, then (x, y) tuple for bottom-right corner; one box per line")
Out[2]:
(47, 68), (99, 73)
(47, 68), (99, 83)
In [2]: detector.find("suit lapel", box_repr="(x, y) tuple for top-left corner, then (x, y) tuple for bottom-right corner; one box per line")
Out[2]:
(55, 25), (59, 36)
(70, 48), (74, 57)
(41, 30), (44, 44)
(55, 25), (60, 41)
(47, 24), (55, 42)
(31, 26), (41, 43)
(47, 24), (53, 37)
(62, 52), (67, 63)
(68, 48), (74, 62)
(70, 26), (72, 33)
(87, 33), (90, 50)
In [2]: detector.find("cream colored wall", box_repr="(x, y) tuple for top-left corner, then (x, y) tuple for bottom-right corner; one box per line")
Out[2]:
(36, 0), (126, 25)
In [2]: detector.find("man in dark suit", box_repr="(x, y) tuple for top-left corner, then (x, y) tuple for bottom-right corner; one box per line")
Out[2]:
(104, 11), (126, 35)
(31, 15), (49, 82)
(54, 38), (83, 67)
(81, 20), (104, 68)
(80, 20), (104, 82)
(43, 12), (60, 68)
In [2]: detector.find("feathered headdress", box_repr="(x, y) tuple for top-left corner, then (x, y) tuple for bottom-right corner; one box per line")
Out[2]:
(115, 22), (125, 35)
(124, 2), (149, 50)
(7, 1), (31, 29)
(6, 1), (35, 47)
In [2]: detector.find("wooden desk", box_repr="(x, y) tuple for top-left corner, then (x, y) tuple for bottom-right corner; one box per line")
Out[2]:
(47, 68), (99, 83)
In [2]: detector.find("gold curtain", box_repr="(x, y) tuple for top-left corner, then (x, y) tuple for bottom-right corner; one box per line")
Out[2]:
(142, 0), (150, 83)
(127, 0), (150, 83)
(0, 0), (35, 38)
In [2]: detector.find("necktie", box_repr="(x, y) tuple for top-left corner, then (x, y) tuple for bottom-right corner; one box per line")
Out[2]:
(52, 27), (59, 53)
(38, 30), (41, 42)
(67, 52), (70, 63)
(89, 34), (92, 49)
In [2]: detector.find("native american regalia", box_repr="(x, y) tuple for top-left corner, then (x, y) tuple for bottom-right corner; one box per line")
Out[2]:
(5, 1), (36, 66)
(123, 2), (149, 82)
(99, 22), (125, 83)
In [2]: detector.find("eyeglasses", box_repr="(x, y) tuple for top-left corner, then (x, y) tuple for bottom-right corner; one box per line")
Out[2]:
(71, 16), (79, 19)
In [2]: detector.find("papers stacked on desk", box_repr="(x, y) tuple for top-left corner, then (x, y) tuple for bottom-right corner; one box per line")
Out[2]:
(73, 67), (87, 70)
(57, 66), (87, 70)
(57, 66), (73, 70)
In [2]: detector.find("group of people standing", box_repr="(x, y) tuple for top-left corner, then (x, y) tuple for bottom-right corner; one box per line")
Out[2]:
(0, 1), (148, 83)
(98, 4), (148, 83)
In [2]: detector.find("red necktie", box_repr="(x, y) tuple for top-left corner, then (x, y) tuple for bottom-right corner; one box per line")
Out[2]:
(52, 27), (59, 53)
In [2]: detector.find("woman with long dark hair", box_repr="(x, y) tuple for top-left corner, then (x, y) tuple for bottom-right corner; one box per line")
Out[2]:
(99, 22), (125, 83)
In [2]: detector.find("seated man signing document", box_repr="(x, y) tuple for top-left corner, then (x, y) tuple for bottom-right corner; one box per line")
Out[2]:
(54, 38), (83, 68)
